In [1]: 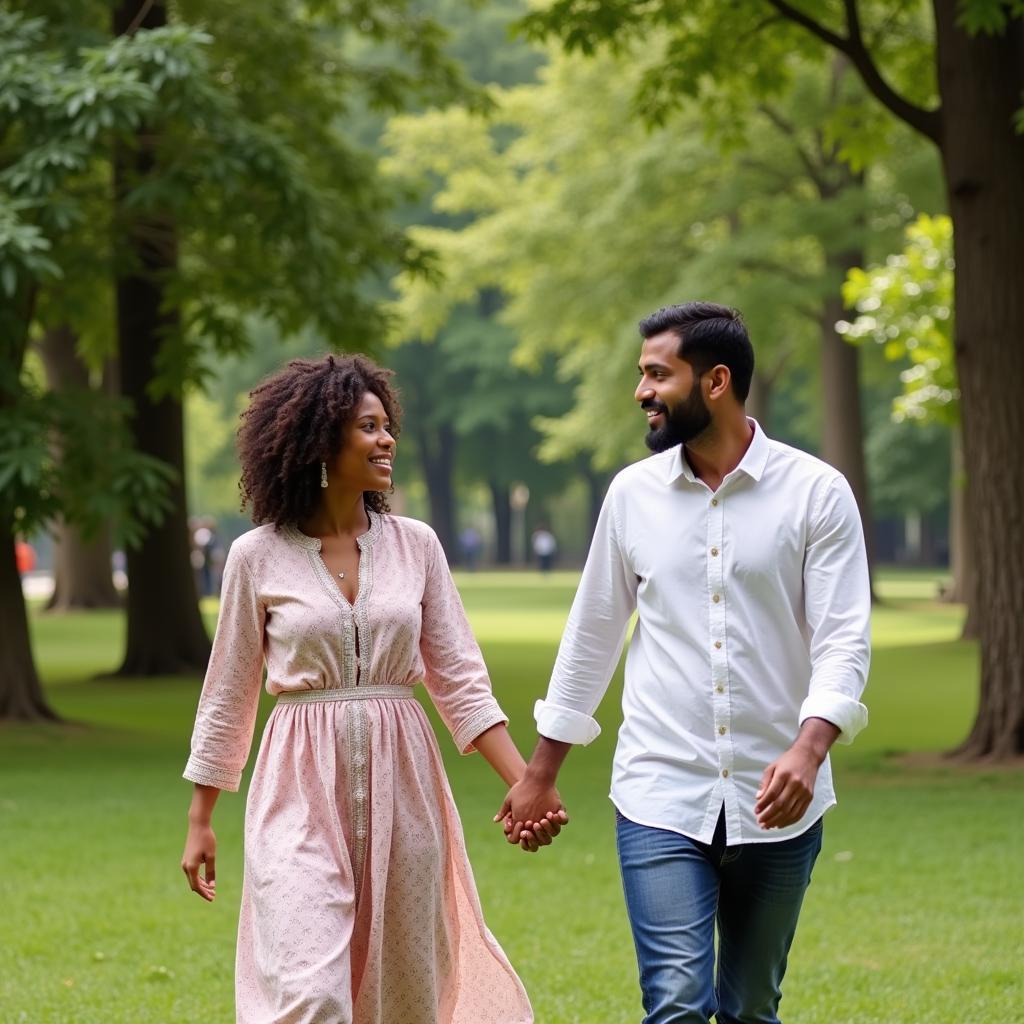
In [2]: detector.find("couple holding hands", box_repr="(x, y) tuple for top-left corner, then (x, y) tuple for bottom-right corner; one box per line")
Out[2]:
(181, 303), (870, 1024)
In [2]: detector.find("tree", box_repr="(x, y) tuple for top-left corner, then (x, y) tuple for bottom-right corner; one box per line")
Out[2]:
(519, 0), (1024, 759)
(107, 0), (472, 675)
(384, 43), (926, 549)
(0, 8), (180, 718)
(1, 0), (475, 712)
(840, 214), (977, 640)
(37, 326), (120, 611)
(388, 298), (571, 562)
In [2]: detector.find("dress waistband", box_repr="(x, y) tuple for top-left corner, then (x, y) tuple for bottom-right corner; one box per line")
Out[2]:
(277, 685), (414, 704)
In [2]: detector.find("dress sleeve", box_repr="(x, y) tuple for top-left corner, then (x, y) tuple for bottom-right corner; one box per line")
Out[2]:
(183, 543), (266, 791)
(420, 530), (508, 754)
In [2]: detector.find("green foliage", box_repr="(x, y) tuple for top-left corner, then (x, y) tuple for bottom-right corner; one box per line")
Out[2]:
(840, 214), (956, 424)
(956, 0), (1024, 34)
(0, 383), (175, 543)
(1, 0), (480, 543)
(0, 8), (155, 326)
(433, 0), (545, 88)
(385, 43), (937, 466)
(866, 415), (950, 517)
(519, 0), (938, 154)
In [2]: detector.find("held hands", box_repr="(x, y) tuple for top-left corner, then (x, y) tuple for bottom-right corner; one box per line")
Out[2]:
(181, 821), (217, 901)
(494, 775), (569, 853)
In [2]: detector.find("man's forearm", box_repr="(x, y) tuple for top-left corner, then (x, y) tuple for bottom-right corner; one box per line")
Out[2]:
(793, 716), (841, 764)
(498, 736), (574, 830)
(524, 735), (574, 784)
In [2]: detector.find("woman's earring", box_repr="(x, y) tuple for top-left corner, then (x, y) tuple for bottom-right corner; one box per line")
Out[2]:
(321, 462), (328, 488)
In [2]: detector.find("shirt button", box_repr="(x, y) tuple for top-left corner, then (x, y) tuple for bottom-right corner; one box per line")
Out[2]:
(711, 498), (719, 506)
(712, 594), (721, 604)
(711, 547), (719, 556)
(719, 726), (727, 735)
(714, 640), (722, 649)
(716, 684), (725, 693)
(722, 769), (729, 777)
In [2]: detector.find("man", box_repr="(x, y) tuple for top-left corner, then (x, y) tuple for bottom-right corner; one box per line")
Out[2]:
(499, 302), (870, 1024)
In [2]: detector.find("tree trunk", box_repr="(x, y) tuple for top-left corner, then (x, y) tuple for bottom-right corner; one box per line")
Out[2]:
(935, 1), (1024, 758)
(946, 427), (977, 639)
(820, 257), (876, 597)
(0, 533), (59, 720)
(417, 423), (458, 562)
(0, 284), (59, 720)
(582, 464), (608, 543)
(36, 326), (120, 611)
(112, 0), (210, 676)
(47, 519), (120, 611)
(745, 373), (771, 431)
(490, 481), (511, 565)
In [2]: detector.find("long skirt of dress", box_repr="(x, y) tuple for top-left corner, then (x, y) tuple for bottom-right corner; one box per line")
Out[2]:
(235, 693), (534, 1024)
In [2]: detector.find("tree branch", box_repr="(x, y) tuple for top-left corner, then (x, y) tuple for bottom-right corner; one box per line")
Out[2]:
(762, 0), (942, 144)
(756, 103), (828, 191)
(738, 156), (801, 192)
(123, 1), (157, 37)
(762, 0), (848, 49)
(739, 257), (815, 288)
(763, 341), (797, 385)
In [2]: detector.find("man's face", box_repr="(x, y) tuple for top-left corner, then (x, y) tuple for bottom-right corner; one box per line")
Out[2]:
(635, 331), (711, 452)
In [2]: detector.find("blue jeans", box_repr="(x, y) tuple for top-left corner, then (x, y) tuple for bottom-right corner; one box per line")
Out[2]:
(616, 810), (823, 1024)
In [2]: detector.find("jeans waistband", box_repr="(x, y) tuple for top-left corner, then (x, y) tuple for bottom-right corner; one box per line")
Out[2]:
(276, 685), (414, 704)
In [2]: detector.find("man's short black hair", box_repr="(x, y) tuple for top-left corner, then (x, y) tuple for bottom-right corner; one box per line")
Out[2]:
(638, 302), (754, 403)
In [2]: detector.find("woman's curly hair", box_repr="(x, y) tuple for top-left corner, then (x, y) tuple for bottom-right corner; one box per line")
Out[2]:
(238, 354), (402, 527)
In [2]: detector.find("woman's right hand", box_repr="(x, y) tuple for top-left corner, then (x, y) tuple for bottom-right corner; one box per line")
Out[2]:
(182, 821), (217, 901)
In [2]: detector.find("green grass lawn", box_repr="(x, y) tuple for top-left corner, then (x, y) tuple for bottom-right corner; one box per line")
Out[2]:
(2, 569), (1021, 1023)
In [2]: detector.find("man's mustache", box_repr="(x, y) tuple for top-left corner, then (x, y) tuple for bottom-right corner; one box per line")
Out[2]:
(641, 399), (668, 415)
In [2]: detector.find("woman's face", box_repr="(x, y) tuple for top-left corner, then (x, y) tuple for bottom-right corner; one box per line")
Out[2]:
(329, 391), (395, 493)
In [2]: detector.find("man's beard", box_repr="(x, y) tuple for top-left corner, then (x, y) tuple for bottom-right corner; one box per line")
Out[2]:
(643, 379), (711, 453)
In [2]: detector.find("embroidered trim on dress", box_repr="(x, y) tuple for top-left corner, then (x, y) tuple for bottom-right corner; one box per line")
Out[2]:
(283, 514), (384, 691)
(279, 523), (320, 550)
(301, 546), (360, 687)
(347, 702), (370, 903)
(353, 517), (377, 686)
(453, 706), (509, 755)
(277, 685), (413, 703)
(183, 756), (242, 792)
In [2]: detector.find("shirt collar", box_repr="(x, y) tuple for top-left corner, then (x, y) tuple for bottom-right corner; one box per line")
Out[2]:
(664, 418), (770, 486)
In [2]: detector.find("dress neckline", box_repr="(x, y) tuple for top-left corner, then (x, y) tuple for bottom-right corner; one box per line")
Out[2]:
(281, 509), (383, 552)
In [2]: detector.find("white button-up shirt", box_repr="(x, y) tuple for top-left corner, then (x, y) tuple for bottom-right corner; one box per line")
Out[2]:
(536, 422), (870, 844)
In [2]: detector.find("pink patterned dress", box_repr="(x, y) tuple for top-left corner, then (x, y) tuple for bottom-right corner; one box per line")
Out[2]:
(184, 511), (533, 1024)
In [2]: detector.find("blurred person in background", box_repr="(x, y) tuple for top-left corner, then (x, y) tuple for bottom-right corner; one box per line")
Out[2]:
(531, 525), (557, 573)
(14, 539), (36, 576)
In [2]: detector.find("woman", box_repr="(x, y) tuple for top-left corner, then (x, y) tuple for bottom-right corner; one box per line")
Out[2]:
(180, 354), (562, 1024)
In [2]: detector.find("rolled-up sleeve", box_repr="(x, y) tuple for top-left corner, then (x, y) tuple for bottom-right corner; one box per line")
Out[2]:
(183, 544), (266, 791)
(799, 476), (871, 743)
(536, 484), (638, 745)
(420, 530), (507, 754)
